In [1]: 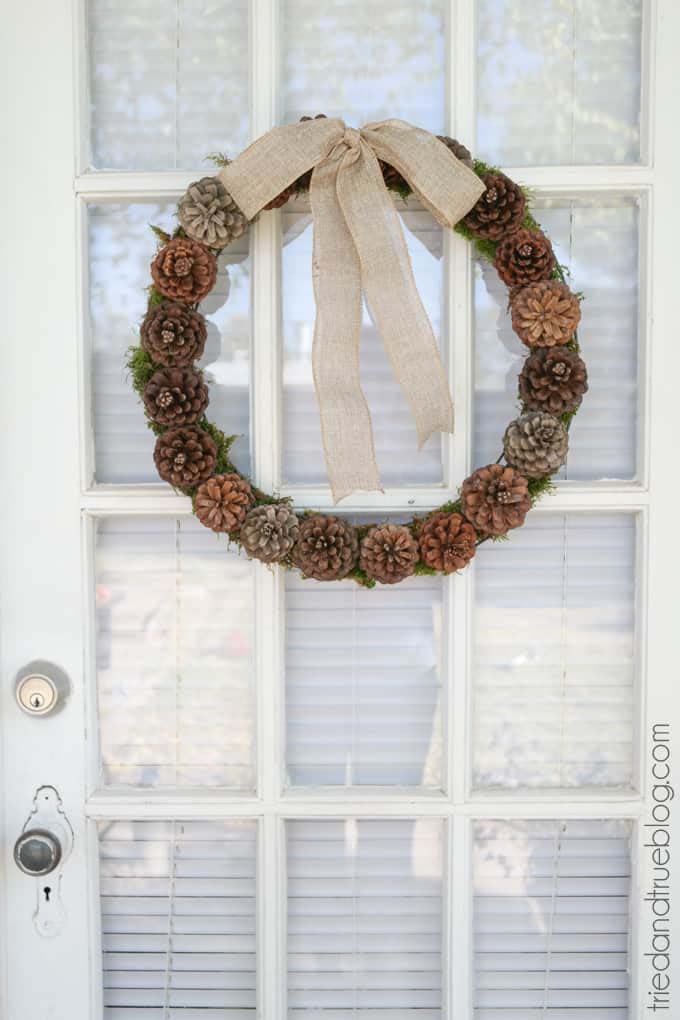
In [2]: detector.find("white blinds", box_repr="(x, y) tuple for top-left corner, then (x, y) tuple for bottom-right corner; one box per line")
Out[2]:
(98, 819), (257, 1018)
(285, 572), (443, 787)
(287, 818), (444, 1018)
(473, 819), (632, 1019)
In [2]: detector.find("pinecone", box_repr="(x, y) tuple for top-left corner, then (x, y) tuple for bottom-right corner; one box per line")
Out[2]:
(494, 228), (556, 287)
(178, 176), (249, 249)
(438, 135), (474, 168)
(460, 464), (531, 536)
(359, 524), (418, 584)
(418, 512), (477, 573)
(142, 367), (209, 427)
(519, 346), (588, 416)
(140, 301), (207, 367)
(153, 426), (217, 489)
(240, 504), (300, 563)
(462, 171), (526, 241)
(194, 473), (254, 533)
(381, 136), (474, 194)
(264, 114), (327, 209)
(151, 238), (218, 303)
(510, 280), (581, 348)
(503, 412), (568, 478)
(292, 514), (358, 581)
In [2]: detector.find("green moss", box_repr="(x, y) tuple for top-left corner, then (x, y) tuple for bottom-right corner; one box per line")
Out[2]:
(205, 152), (231, 168)
(197, 420), (239, 475)
(346, 566), (377, 589)
(527, 475), (556, 504)
(149, 223), (171, 245)
(126, 346), (155, 394)
(413, 561), (437, 577)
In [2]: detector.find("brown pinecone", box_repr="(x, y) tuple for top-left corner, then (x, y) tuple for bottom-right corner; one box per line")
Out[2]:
(418, 512), (477, 573)
(510, 280), (581, 348)
(151, 238), (218, 303)
(519, 346), (588, 416)
(140, 301), (207, 367)
(240, 504), (300, 563)
(359, 524), (418, 585)
(462, 171), (526, 241)
(153, 426), (217, 489)
(494, 228), (556, 287)
(437, 135), (474, 168)
(178, 176), (249, 249)
(503, 412), (568, 478)
(142, 367), (209, 427)
(264, 114), (327, 209)
(460, 464), (531, 536)
(194, 473), (254, 533)
(381, 135), (474, 194)
(292, 514), (358, 581)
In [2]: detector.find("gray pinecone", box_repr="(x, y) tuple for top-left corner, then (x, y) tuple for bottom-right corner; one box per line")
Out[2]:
(240, 504), (299, 563)
(178, 176), (249, 249)
(503, 412), (568, 478)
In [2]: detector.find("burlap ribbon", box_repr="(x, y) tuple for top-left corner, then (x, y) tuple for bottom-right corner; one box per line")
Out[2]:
(219, 118), (484, 502)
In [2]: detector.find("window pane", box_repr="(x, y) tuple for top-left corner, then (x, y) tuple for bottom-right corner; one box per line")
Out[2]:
(285, 571), (444, 787)
(287, 818), (443, 1018)
(98, 819), (256, 1016)
(477, 0), (642, 165)
(473, 819), (631, 1018)
(96, 517), (255, 788)
(88, 0), (249, 170)
(473, 195), (639, 481)
(89, 200), (250, 484)
(472, 513), (636, 790)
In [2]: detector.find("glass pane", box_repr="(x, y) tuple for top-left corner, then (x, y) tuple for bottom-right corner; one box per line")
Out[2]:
(287, 818), (443, 1018)
(473, 195), (639, 481)
(473, 818), (631, 1017)
(477, 0), (642, 165)
(96, 516), (255, 788)
(88, 0), (249, 170)
(285, 571), (444, 787)
(282, 199), (444, 485)
(282, 0), (446, 130)
(472, 513), (636, 790)
(89, 200), (250, 484)
(98, 819), (256, 1016)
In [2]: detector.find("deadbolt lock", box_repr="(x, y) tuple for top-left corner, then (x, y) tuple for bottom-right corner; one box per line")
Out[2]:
(15, 661), (70, 716)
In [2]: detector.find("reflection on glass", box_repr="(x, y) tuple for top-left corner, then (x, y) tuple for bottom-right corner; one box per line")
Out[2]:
(96, 517), (255, 788)
(88, 0), (249, 170)
(89, 201), (250, 484)
(477, 0), (642, 165)
(472, 513), (635, 790)
(474, 196), (639, 481)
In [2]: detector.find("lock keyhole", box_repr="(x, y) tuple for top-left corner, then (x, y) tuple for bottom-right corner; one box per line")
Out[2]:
(31, 692), (45, 709)
(43, 886), (51, 902)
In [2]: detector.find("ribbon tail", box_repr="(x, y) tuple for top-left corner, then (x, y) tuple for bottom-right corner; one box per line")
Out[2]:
(310, 156), (382, 503)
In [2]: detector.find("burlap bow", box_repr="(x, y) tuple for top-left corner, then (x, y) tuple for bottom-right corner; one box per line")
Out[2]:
(219, 118), (484, 502)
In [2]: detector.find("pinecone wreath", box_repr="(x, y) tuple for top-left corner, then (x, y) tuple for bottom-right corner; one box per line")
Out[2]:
(240, 504), (300, 563)
(142, 367), (209, 427)
(462, 171), (526, 240)
(359, 524), (418, 584)
(151, 238), (218, 303)
(153, 426), (217, 489)
(194, 474), (254, 533)
(503, 412), (569, 478)
(178, 177), (249, 249)
(140, 302), (207, 367)
(292, 514), (359, 581)
(519, 346), (588, 415)
(494, 228), (556, 287)
(418, 512), (477, 573)
(461, 464), (531, 536)
(510, 280), (581, 349)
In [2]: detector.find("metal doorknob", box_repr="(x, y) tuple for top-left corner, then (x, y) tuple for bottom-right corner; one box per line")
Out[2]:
(14, 828), (62, 876)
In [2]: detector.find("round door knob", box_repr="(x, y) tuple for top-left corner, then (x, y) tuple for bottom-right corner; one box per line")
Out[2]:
(14, 829), (62, 876)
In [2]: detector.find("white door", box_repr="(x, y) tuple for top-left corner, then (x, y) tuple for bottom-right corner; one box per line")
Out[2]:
(2, 0), (679, 1017)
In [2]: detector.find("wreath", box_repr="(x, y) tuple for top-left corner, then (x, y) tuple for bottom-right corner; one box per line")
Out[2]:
(127, 116), (587, 588)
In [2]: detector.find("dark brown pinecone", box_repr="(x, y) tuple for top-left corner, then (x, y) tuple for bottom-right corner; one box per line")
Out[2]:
(519, 346), (588, 415)
(437, 135), (474, 168)
(510, 280), (581, 348)
(240, 504), (300, 563)
(494, 228), (556, 287)
(194, 473), (254, 533)
(178, 176), (249, 249)
(292, 514), (358, 581)
(462, 171), (526, 241)
(381, 135), (474, 194)
(142, 367), (209, 427)
(503, 412), (568, 478)
(460, 464), (531, 536)
(140, 301), (207, 367)
(153, 426), (217, 489)
(264, 114), (327, 209)
(151, 238), (218, 303)
(418, 512), (477, 573)
(359, 524), (418, 585)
